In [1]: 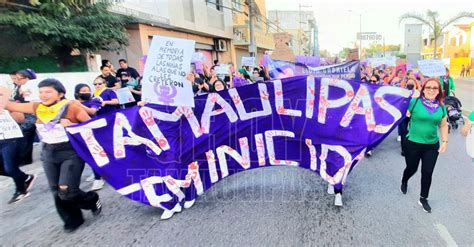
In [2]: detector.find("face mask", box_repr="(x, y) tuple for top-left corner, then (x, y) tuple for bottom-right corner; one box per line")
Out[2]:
(78, 93), (92, 101)
(406, 84), (415, 90)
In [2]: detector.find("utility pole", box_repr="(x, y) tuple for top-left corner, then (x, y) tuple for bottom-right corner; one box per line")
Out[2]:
(298, 4), (302, 55)
(248, 0), (257, 57)
(359, 13), (362, 60)
(383, 36), (385, 57)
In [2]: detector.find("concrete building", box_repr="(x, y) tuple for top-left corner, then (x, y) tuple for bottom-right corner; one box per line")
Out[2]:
(402, 24), (422, 66)
(98, 0), (234, 71)
(231, 0), (274, 67)
(267, 10), (317, 56)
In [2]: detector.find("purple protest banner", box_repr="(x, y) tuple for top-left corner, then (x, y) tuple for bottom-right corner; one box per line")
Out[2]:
(266, 57), (361, 81)
(295, 55), (321, 67)
(66, 76), (411, 210)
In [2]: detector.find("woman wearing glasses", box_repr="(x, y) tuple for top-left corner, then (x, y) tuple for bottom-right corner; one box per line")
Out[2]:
(89, 77), (119, 191)
(400, 78), (448, 213)
(93, 77), (119, 116)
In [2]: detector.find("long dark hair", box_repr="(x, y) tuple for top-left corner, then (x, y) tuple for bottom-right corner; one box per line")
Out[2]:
(421, 78), (444, 104)
(74, 83), (91, 99)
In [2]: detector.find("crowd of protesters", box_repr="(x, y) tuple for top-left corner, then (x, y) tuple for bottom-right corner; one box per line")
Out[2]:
(0, 56), (471, 232)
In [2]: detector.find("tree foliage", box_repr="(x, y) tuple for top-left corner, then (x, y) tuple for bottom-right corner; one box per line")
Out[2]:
(364, 44), (400, 56)
(0, 0), (134, 70)
(399, 10), (473, 58)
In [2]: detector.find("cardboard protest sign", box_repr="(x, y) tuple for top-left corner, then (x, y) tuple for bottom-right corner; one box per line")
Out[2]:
(142, 35), (196, 107)
(116, 88), (136, 104)
(417, 59), (446, 77)
(241, 57), (255, 67)
(0, 110), (23, 140)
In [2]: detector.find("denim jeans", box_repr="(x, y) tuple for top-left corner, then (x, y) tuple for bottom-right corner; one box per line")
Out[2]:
(41, 142), (99, 226)
(0, 139), (28, 192)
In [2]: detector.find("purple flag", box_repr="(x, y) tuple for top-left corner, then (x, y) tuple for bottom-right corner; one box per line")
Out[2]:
(66, 76), (411, 210)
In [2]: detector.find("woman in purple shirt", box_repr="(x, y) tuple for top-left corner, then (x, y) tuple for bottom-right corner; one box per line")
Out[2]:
(92, 77), (119, 116)
(74, 83), (101, 116)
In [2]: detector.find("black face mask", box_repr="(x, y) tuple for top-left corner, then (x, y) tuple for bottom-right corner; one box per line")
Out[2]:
(406, 84), (415, 90)
(78, 93), (92, 101)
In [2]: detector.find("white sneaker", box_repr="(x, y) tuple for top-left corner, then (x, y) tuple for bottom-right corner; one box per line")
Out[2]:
(397, 135), (401, 142)
(91, 179), (105, 191)
(327, 184), (335, 195)
(86, 174), (95, 182)
(334, 193), (343, 207)
(184, 199), (195, 209)
(160, 203), (182, 220)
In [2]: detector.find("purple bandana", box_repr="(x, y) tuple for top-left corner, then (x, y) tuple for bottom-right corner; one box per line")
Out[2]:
(421, 96), (440, 114)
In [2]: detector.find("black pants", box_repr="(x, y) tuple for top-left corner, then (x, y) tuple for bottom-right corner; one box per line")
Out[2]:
(41, 142), (99, 227)
(402, 140), (439, 198)
(19, 125), (36, 165)
(0, 139), (29, 192)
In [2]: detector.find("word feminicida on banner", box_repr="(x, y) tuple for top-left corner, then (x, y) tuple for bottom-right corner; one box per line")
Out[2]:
(66, 76), (412, 210)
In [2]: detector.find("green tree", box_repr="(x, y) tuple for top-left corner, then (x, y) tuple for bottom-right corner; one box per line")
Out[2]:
(364, 44), (400, 57)
(0, 0), (133, 71)
(338, 47), (351, 59)
(399, 10), (474, 59)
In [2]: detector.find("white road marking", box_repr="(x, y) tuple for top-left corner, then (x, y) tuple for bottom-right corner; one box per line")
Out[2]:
(434, 223), (458, 247)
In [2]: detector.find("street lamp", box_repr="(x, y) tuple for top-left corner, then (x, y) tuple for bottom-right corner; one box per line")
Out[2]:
(348, 10), (362, 59)
(299, 4), (312, 55)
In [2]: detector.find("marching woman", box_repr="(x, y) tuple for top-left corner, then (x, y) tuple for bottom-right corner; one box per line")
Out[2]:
(89, 77), (119, 191)
(1, 79), (101, 232)
(400, 78), (448, 213)
(74, 83), (102, 117)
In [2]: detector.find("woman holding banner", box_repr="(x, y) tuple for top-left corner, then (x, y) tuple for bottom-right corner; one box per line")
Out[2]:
(1, 79), (102, 232)
(90, 77), (119, 191)
(401, 78), (448, 213)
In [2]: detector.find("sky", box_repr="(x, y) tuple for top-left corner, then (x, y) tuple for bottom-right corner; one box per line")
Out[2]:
(265, 0), (474, 55)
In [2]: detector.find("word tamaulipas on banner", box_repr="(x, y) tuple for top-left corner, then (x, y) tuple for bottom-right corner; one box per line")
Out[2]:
(66, 76), (412, 210)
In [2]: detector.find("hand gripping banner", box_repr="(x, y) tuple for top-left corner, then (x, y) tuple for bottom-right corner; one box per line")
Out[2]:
(66, 76), (411, 210)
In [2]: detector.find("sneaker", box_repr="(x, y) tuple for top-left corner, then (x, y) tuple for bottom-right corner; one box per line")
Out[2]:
(418, 198), (432, 213)
(8, 191), (30, 204)
(92, 198), (102, 216)
(160, 204), (182, 220)
(366, 150), (373, 157)
(86, 174), (95, 182)
(64, 219), (85, 233)
(397, 135), (401, 142)
(184, 199), (195, 209)
(400, 182), (407, 194)
(334, 193), (343, 207)
(91, 179), (105, 191)
(327, 184), (335, 195)
(24, 175), (36, 192)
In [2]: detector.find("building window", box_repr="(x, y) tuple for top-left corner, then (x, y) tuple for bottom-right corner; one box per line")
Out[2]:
(450, 37), (457, 46)
(206, 0), (222, 11)
(232, 0), (243, 11)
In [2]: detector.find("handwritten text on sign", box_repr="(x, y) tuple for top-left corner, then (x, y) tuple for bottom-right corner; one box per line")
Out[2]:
(417, 59), (446, 77)
(142, 35), (196, 107)
(0, 111), (23, 140)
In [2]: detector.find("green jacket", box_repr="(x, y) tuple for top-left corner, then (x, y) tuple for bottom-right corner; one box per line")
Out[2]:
(439, 76), (455, 96)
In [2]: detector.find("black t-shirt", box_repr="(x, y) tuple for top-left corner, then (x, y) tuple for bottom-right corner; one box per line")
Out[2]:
(100, 74), (119, 88)
(117, 67), (140, 79)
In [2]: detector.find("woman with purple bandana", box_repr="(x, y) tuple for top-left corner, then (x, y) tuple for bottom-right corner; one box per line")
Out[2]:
(400, 78), (448, 213)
